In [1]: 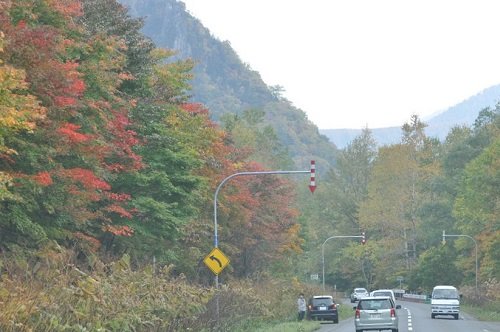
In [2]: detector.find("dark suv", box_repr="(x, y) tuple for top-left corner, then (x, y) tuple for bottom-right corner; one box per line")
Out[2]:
(307, 295), (339, 323)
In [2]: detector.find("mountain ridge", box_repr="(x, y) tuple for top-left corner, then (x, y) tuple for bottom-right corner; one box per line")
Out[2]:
(119, 0), (338, 168)
(321, 84), (500, 148)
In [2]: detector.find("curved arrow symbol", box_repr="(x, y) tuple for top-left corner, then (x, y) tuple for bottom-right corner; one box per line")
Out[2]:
(210, 255), (222, 267)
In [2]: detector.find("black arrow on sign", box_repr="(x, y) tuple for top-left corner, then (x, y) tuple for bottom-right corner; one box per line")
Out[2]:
(210, 255), (222, 268)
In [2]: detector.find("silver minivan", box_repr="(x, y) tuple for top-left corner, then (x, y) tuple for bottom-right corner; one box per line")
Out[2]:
(354, 296), (401, 332)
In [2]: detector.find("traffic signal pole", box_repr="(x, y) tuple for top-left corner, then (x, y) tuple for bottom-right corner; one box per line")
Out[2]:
(214, 169), (312, 249)
(212, 161), (316, 322)
(321, 234), (366, 291)
(442, 230), (478, 296)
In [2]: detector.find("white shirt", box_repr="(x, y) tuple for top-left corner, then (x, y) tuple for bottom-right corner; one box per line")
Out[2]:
(297, 297), (306, 311)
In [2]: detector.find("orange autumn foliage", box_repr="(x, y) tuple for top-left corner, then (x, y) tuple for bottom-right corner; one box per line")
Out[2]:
(103, 225), (134, 237)
(105, 204), (133, 219)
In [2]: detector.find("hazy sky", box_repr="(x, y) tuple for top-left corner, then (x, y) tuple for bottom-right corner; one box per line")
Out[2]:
(181, 0), (500, 129)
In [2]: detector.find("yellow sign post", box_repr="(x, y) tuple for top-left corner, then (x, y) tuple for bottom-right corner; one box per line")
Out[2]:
(203, 247), (230, 275)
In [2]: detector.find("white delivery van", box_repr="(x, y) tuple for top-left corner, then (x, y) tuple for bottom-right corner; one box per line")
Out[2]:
(431, 285), (460, 320)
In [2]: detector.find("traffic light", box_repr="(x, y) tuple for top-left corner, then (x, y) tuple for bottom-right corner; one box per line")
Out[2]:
(361, 232), (366, 245)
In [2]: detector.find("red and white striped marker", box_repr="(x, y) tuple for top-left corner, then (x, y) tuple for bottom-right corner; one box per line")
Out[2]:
(309, 160), (316, 193)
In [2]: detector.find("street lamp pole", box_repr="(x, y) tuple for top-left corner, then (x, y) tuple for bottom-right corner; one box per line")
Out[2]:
(321, 235), (364, 291)
(442, 231), (478, 296)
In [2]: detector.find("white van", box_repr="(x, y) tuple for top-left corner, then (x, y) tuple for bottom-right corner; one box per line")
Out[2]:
(431, 285), (460, 320)
(371, 289), (396, 303)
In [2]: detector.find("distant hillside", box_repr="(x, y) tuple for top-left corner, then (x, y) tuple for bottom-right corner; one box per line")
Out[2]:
(321, 84), (500, 148)
(320, 127), (402, 148)
(424, 84), (500, 138)
(119, 0), (338, 169)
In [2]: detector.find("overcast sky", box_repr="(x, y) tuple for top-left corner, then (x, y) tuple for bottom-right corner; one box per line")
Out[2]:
(181, 0), (500, 129)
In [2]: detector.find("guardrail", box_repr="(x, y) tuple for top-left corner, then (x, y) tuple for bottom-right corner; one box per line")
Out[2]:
(336, 290), (429, 303)
(402, 293), (428, 303)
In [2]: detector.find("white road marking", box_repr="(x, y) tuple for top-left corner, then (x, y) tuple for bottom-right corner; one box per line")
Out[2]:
(406, 308), (413, 331)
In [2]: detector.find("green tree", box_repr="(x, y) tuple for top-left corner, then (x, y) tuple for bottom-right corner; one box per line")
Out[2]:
(79, 0), (156, 97)
(110, 101), (208, 263)
(400, 115), (441, 265)
(359, 144), (415, 269)
(307, 128), (376, 289)
(408, 246), (463, 292)
(454, 138), (500, 281)
(324, 128), (377, 231)
(221, 108), (293, 170)
(0, 32), (46, 201)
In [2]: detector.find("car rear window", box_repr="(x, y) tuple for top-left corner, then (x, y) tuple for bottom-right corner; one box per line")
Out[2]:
(359, 299), (392, 310)
(312, 297), (333, 306)
(355, 288), (367, 293)
(373, 291), (391, 297)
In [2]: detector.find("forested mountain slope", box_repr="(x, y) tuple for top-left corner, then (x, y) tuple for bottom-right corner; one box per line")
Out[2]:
(119, 0), (338, 169)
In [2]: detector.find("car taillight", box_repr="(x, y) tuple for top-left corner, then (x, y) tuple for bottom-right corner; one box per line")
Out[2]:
(355, 309), (360, 318)
(329, 303), (336, 309)
(390, 308), (396, 317)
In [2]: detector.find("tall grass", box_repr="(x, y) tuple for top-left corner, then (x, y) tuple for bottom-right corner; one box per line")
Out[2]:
(460, 279), (500, 322)
(0, 245), (329, 331)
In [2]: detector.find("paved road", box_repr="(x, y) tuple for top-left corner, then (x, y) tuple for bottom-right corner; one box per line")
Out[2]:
(315, 300), (500, 332)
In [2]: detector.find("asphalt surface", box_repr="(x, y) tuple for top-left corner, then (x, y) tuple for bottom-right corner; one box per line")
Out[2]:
(314, 299), (500, 332)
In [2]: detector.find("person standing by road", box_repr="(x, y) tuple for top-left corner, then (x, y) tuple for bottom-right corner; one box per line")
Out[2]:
(297, 293), (307, 321)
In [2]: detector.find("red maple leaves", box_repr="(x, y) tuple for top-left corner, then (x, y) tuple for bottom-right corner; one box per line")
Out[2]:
(32, 171), (53, 186)
(63, 168), (110, 191)
(57, 123), (91, 143)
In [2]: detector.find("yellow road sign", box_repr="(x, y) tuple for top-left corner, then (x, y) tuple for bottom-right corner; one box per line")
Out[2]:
(203, 247), (230, 275)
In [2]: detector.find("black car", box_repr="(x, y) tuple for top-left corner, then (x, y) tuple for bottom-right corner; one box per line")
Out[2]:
(307, 295), (339, 323)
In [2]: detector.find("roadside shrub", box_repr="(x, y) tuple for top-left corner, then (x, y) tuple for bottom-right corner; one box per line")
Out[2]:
(0, 246), (325, 331)
(0, 246), (214, 331)
(204, 275), (325, 331)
